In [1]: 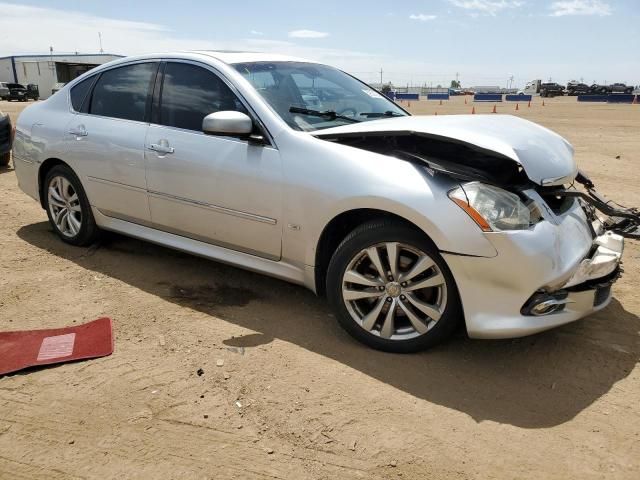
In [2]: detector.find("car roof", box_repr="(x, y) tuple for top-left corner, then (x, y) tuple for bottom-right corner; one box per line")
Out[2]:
(191, 50), (317, 65)
(103, 50), (318, 67)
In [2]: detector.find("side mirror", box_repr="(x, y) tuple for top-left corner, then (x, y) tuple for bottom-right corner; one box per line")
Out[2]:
(202, 111), (253, 136)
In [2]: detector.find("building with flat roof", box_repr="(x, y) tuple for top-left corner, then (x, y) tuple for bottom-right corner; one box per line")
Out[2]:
(0, 53), (122, 99)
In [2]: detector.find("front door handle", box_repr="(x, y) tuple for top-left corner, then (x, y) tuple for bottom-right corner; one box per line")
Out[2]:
(148, 142), (174, 155)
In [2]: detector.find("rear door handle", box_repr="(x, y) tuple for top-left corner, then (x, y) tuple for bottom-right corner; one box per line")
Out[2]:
(148, 143), (175, 154)
(68, 127), (87, 137)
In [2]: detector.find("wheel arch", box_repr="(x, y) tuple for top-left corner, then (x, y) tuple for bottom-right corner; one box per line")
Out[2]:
(38, 157), (72, 208)
(313, 208), (438, 296)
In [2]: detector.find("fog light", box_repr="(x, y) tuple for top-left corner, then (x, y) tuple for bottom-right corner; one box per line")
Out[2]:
(521, 292), (570, 316)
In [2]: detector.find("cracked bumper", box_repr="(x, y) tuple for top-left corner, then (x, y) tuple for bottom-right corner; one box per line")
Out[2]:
(443, 201), (624, 339)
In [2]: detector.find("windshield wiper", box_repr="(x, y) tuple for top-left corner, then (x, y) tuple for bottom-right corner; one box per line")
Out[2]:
(359, 111), (404, 118)
(289, 106), (361, 123)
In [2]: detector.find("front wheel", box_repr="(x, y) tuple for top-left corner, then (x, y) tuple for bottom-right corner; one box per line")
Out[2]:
(326, 220), (462, 353)
(43, 164), (100, 246)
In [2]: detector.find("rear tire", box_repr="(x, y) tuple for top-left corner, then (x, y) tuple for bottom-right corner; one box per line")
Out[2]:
(43, 164), (100, 246)
(0, 151), (9, 167)
(326, 220), (462, 353)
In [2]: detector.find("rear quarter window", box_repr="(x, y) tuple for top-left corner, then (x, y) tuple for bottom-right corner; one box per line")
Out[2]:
(70, 78), (94, 112)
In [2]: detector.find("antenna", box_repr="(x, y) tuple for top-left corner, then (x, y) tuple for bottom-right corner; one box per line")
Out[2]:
(98, 32), (104, 53)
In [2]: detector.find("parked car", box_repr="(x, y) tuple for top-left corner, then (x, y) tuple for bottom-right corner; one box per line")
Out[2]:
(0, 82), (10, 100)
(0, 110), (11, 167)
(590, 83), (610, 94)
(12, 52), (631, 352)
(51, 82), (66, 95)
(4, 83), (28, 102)
(565, 81), (590, 96)
(539, 82), (564, 97)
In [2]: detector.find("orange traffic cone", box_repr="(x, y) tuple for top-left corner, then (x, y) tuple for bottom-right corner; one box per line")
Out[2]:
(492, 104), (497, 113)
(435, 111), (438, 116)
(528, 100), (531, 108)
(464, 97), (468, 104)
(408, 101), (411, 107)
(439, 99), (443, 106)
(542, 100), (545, 106)
(515, 103), (519, 111)
(471, 106), (476, 114)
(633, 96), (638, 105)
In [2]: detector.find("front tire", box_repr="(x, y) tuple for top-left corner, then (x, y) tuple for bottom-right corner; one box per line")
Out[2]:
(43, 164), (99, 246)
(327, 220), (462, 353)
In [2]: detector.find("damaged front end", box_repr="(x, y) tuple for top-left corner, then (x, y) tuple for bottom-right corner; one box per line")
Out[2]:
(314, 118), (640, 240)
(314, 116), (636, 334)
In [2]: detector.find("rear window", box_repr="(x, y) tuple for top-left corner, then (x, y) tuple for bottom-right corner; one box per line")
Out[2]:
(89, 63), (157, 122)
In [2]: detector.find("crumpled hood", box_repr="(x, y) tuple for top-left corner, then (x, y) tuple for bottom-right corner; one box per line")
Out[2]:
(312, 114), (577, 186)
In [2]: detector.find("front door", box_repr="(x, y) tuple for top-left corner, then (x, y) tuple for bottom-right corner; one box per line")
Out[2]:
(145, 61), (282, 260)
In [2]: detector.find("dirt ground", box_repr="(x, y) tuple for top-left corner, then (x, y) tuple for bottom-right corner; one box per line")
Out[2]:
(0, 95), (639, 479)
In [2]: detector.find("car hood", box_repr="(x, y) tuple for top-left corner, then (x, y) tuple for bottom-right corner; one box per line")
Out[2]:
(312, 114), (577, 186)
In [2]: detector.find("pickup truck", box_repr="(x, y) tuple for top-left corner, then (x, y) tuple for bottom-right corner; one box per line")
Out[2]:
(590, 83), (634, 94)
(0, 110), (11, 167)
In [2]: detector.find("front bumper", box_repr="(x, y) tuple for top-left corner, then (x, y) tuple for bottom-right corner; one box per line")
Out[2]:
(444, 199), (624, 339)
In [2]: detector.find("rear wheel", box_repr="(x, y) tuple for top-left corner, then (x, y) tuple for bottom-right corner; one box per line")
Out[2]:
(0, 151), (9, 167)
(327, 220), (462, 353)
(43, 164), (99, 246)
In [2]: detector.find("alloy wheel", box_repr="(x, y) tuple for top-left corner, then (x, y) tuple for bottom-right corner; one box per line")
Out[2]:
(341, 242), (447, 341)
(47, 175), (82, 237)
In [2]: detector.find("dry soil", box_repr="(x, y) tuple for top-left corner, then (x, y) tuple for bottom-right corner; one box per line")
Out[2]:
(0, 95), (639, 479)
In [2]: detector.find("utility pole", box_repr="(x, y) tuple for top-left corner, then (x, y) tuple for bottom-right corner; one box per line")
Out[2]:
(98, 32), (104, 53)
(379, 68), (383, 87)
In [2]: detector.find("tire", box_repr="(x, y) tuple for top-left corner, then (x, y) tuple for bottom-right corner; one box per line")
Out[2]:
(43, 164), (100, 246)
(326, 219), (462, 353)
(0, 151), (9, 167)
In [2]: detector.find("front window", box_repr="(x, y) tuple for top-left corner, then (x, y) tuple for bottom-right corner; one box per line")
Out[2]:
(234, 61), (407, 131)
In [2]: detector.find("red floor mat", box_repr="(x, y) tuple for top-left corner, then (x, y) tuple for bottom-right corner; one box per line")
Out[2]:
(0, 318), (113, 376)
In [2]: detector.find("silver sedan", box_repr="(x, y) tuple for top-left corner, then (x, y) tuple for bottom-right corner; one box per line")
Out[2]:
(12, 52), (632, 352)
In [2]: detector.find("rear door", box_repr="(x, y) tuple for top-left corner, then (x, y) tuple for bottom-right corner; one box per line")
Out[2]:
(64, 61), (158, 224)
(144, 61), (283, 260)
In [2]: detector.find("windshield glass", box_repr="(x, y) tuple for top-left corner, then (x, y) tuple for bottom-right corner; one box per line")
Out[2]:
(233, 61), (407, 131)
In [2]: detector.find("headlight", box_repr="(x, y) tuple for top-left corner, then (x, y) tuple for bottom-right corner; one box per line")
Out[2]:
(448, 182), (531, 231)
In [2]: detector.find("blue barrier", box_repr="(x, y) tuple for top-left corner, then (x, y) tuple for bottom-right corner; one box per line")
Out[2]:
(505, 94), (531, 102)
(426, 93), (450, 100)
(396, 93), (419, 101)
(577, 94), (608, 102)
(474, 93), (502, 102)
(385, 92), (396, 100)
(607, 94), (635, 104)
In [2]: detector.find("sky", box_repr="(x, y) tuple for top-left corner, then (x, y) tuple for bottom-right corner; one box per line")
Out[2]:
(0, 0), (638, 88)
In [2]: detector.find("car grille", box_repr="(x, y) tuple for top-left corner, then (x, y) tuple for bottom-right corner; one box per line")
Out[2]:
(535, 185), (576, 214)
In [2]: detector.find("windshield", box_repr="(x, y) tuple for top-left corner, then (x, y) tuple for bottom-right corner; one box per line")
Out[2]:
(233, 61), (408, 131)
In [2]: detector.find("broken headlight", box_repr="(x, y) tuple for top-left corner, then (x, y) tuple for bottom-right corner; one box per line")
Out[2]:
(448, 182), (531, 232)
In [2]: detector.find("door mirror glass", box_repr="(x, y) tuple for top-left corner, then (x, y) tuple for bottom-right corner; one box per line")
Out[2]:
(202, 111), (253, 136)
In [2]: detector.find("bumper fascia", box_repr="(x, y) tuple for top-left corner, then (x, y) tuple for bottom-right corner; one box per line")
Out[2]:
(444, 201), (624, 339)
